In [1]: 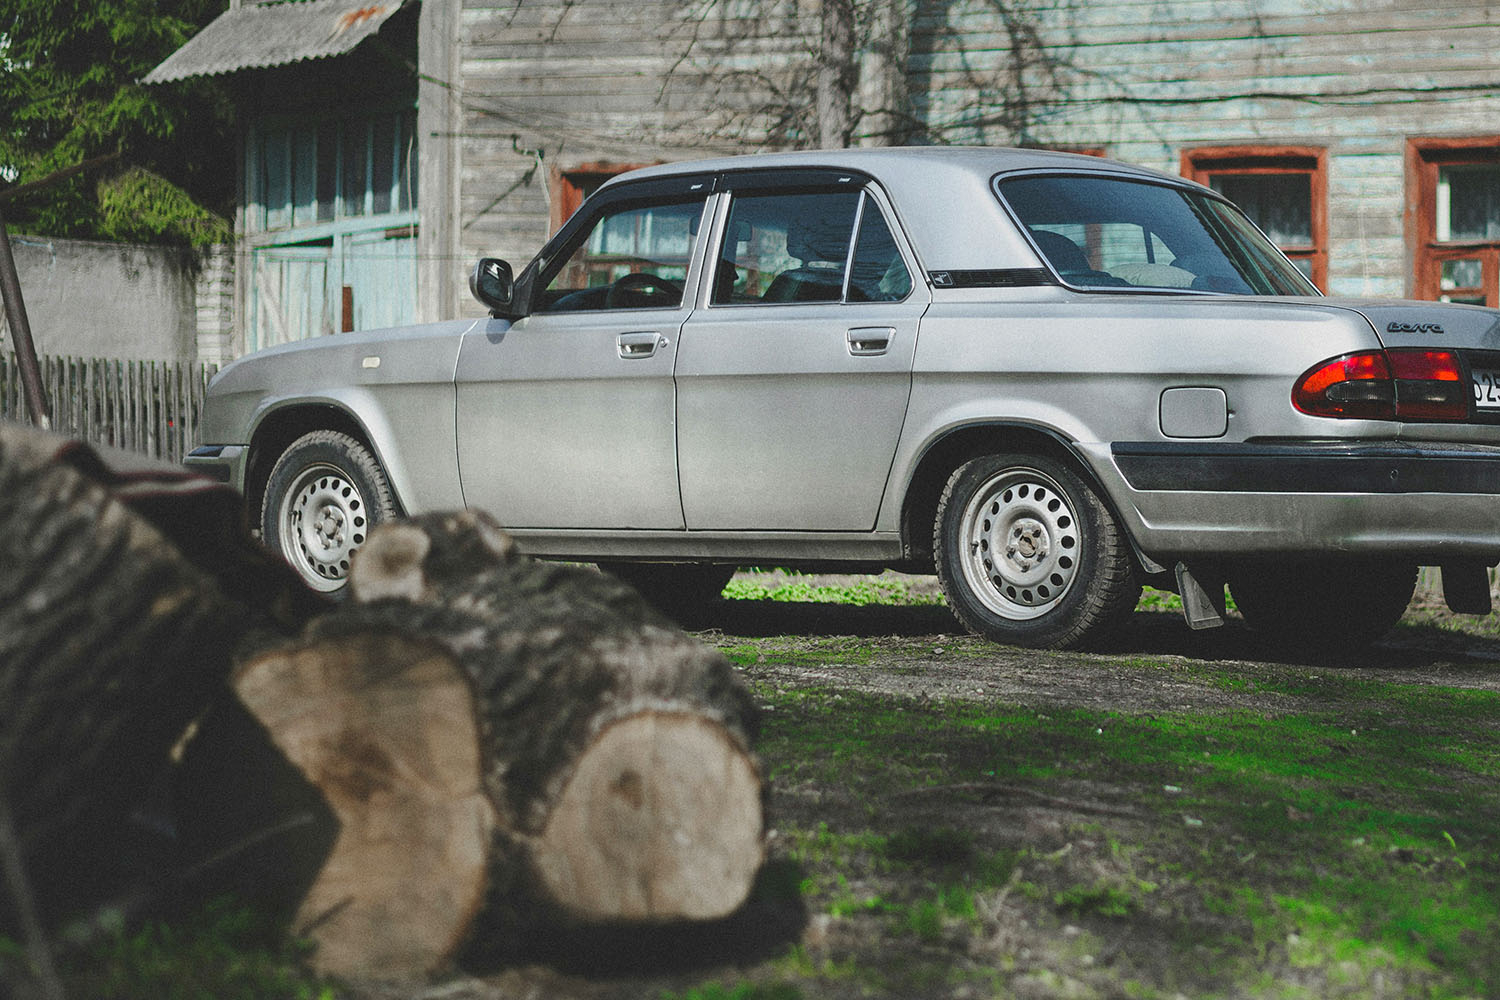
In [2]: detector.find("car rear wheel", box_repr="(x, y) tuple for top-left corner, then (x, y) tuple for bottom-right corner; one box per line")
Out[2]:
(934, 453), (1139, 649)
(1229, 560), (1417, 649)
(261, 430), (398, 594)
(597, 562), (736, 625)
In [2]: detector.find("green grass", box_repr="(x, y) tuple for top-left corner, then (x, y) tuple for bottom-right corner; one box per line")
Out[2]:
(3, 898), (340, 1000)
(721, 573), (1230, 624)
(723, 574), (946, 607)
(754, 680), (1500, 998)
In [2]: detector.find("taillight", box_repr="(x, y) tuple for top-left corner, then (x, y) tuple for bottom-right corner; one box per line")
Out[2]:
(1389, 349), (1467, 420)
(1293, 349), (1467, 421)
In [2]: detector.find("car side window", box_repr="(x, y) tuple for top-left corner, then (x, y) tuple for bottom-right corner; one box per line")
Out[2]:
(848, 201), (913, 302)
(712, 190), (861, 304)
(538, 197), (705, 312)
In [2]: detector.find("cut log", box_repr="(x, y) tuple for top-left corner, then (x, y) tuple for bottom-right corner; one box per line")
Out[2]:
(231, 510), (764, 978)
(230, 631), (494, 978)
(0, 422), (311, 931)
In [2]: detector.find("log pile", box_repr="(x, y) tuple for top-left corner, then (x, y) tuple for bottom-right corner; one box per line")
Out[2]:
(0, 421), (764, 984)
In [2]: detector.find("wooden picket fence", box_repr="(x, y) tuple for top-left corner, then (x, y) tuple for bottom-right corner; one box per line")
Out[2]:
(0, 353), (218, 464)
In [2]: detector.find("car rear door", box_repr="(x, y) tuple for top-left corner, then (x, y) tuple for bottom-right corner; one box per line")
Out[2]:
(454, 177), (713, 529)
(675, 172), (927, 530)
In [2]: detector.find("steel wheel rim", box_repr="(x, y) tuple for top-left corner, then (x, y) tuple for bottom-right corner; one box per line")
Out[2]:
(277, 462), (368, 592)
(958, 467), (1081, 621)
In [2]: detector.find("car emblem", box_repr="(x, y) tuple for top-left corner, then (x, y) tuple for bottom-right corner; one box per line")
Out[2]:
(930, 271), (954, 287)
(1387, 321), (1445, 335)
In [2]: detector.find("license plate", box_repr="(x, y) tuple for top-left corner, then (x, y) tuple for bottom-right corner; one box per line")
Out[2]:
(1474, 368), (1500, 409)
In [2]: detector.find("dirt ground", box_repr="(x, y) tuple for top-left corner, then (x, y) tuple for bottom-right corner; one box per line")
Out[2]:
(710, 575), (1500, 712)
(351, 573), (1500, 1000)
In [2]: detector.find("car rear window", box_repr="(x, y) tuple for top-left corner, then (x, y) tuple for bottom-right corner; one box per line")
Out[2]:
(996, 174), (1318, 296)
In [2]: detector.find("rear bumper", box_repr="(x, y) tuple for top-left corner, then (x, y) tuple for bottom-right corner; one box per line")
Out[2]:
(1092, 440), (1500, 563)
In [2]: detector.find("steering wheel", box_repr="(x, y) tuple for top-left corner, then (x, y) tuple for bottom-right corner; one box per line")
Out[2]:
(605, 272), (681, 309)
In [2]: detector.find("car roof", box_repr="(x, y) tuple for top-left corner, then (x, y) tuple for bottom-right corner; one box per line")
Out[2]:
(607, 145), (1180, 186)
(599, 147), (1198, 275)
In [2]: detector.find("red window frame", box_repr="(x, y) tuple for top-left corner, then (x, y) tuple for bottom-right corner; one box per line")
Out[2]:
(1181, 146), (1328, 292)
(550, 162), (652, 234)
(1406, 136), (1500, 306)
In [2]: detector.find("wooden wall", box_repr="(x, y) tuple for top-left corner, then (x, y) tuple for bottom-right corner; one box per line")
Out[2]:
(432, 0), (1500, 310)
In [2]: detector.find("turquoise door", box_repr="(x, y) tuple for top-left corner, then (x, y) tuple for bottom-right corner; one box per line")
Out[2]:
(249, 245), (333, 352)
(343, 228), (419, 331)
(249, 228), (417, 351)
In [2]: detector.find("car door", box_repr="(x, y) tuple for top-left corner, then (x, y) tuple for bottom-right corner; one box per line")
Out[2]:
(454, 180), (713, 529)
(676, 173), (927, 530)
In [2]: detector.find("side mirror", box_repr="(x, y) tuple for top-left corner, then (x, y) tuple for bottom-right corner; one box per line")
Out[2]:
(469, 258), (514, 314)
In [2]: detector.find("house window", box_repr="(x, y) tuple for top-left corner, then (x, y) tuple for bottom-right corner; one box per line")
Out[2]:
(1408, 138), (1500, 306)
(1182, 147), (1327, 291)
(251, 108), (417, 233)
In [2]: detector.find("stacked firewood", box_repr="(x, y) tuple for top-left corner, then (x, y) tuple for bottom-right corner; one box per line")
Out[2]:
(0, 422), (764, 983)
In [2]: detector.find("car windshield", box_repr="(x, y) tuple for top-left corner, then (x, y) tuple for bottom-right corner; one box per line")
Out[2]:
(996, 174), (1318, 296)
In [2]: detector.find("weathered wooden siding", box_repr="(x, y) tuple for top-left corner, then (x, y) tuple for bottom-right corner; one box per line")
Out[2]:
(910, 0), (1500, 297)
(439, 0), (1500, 308)
(442, 0), (816, 316)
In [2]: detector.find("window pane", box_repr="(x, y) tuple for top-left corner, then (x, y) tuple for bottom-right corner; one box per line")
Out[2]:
(372, 114), (395, 216)
(848, 200), (911, 302)
(317, 121), (338, 222)
(261, 127), (291, 230)
(342, 120), (368, 217)
(542, 199), (705, 311)
(715, 190), (860, 304)
(1438, 165), (1500, 241)
(1209, 173), (1312, 246)
(292, 125), (318, 227)
(1442, 257), (1484, 290)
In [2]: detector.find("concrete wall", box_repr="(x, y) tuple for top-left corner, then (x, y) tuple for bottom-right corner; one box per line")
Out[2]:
(0, 234), (203, 363)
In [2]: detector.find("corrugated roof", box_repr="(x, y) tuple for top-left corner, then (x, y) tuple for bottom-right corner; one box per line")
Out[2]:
(143, 0), (407, 84)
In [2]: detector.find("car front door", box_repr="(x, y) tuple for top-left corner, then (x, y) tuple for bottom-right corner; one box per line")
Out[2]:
(455, 179), (712, 529)
(676, 175), (927, 530)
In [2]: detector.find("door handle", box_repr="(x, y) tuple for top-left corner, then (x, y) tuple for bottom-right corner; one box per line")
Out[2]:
(617, 331), (666, 359)
(847, 326), (894, 356)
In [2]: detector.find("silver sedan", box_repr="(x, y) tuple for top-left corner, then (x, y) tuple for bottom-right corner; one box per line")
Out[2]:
(188, 147), (1500, 649)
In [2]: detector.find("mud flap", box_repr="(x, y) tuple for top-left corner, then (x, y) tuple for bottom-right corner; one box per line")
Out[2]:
(1175, 562), (1226, 630)
(1441, 562), (1494, 616)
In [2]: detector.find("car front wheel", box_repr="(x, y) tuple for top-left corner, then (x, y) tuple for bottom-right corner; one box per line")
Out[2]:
(934, 453), (1139, 649)
(261, 430), (398, 593)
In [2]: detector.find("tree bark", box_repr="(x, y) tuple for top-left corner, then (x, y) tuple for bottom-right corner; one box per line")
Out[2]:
(229, 511), (765, 978)
(0, 422), (311, 931)
(817, 0), (857, 148)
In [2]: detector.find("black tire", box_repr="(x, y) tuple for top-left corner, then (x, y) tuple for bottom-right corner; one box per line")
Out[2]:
(933, 453), (1139, 649)
(260, 430), (398, 593)
(1229, 560), (1416, 650)
(597, 562), (736, 626)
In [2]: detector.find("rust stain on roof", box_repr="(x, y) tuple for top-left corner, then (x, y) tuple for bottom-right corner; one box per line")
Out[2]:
(334, 5), (394, 37)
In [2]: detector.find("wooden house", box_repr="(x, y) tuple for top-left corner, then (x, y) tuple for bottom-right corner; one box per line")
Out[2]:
(147, 0), (1500, 356)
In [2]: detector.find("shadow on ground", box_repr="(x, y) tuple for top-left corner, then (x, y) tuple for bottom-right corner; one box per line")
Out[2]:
(462, 859), (807, 978)
(699, 596), (1500, 673)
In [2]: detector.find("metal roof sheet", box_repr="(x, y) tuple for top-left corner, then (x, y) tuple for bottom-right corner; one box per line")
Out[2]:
(143, 0), (407, 84)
